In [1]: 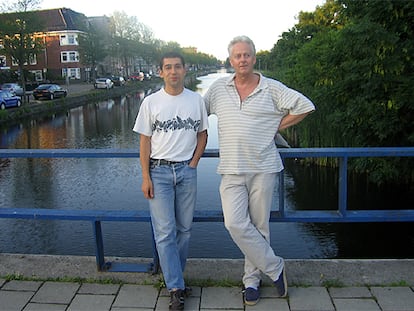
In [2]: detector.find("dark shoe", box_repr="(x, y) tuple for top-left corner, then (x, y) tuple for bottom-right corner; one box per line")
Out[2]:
(273, 268), (288, 297)
(243, 287), (260, 305)
(169, 289), (184, 310)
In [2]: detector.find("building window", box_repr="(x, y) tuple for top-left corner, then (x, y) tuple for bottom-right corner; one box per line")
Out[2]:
(0, 55), (6, 67)
(62, 67), (81, 79)
(29, 54), (37, 65)
(29, 70), (43, 82)
(11, 54), (37, 66)
(61, 51), (79, 63)
(60, 34), (78, 46)
(68, 34), (77, 45)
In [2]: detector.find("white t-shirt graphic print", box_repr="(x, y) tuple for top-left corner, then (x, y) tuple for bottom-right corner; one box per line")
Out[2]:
(133, 88), (208, 161)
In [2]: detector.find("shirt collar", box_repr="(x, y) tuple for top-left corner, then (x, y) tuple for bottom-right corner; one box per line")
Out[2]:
(225, 72), (267, 91)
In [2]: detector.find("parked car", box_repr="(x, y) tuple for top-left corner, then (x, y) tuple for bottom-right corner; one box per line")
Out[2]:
(110, 76), (126, 86)
(32, 84), (67, 100)
(0, 83), (24, 96)
(94, 78), (114, 89)
(142, 71), (152, 81)
(0, 90), (22, 110)
(128, 72), (144, 81)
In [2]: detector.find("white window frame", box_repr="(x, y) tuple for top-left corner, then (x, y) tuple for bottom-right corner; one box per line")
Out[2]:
(29, 54), (37, 65)
(62, 67), (81, 79)
(0, 55), (6, 67)
(60, 35), (66, 45)
(29, 70), (43, 81)
(60, 33), (78, 46)
(11, 54), (37, 66)
(61, 51), (79, 63)
(68, 34), (77, 45)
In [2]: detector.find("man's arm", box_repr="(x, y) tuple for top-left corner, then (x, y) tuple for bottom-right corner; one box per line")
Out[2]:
(278, 112), (311, 131)
(139, 134), (153, 199)
(189, 130), (208, 168)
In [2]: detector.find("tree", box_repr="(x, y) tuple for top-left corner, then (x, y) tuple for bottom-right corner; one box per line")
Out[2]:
(136, 41), (159, 73)
(111, 11), (143, 41)
(267, 0), (345, 148)
(0, 0), (40, 13)
(109, 11), (156, 76)
(255, 50), (269, 72)
(330, 0), (414, 183)
(0, 10), (45, 102)
(78, 27), (108, 81)
(267, 0), (414, 184)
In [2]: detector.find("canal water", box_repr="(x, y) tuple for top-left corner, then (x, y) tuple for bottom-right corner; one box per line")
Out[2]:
(0, 72), (413, 260)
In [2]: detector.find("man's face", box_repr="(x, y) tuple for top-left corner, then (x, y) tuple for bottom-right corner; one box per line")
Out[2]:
(229, 42), (256, 75)
(159, 57), (186, 88)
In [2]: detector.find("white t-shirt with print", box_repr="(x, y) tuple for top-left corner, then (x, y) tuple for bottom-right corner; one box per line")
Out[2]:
(133, 88), (208, 162)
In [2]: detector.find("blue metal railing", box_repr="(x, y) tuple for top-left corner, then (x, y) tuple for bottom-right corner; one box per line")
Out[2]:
(2, 147), (413, 221)
(1, 147), (413, 273)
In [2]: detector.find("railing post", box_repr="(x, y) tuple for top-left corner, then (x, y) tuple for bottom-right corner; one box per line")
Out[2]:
(338, 156), (348, 217)
(93, 220), (108, 271)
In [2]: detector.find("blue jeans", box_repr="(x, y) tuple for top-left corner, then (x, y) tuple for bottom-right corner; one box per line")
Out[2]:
(148, 160), (197, 291)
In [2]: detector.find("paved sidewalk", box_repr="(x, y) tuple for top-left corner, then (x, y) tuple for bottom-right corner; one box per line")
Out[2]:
(1, 279), (414, 311)
(0, 255), (413, 310)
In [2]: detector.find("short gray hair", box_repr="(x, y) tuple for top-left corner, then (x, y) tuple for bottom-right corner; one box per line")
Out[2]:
(227, 35), (256, 56)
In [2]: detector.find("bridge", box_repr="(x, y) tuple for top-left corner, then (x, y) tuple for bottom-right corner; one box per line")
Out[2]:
(1, 147), (413, 273)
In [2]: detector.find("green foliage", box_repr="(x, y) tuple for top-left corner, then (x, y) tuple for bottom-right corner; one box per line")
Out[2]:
(0, 10), (45, 103)
(0, 109), (8, 120)
(153, 276), (166, 289)
(80, 10), (220, 78)
(0, 12), (45, 65)
(321, 278), (345, 288)
(267, 0), (414, 185)
(78, 28), (108, 80)
(0, 69), (18, 84)
(387, 280), (409, 287)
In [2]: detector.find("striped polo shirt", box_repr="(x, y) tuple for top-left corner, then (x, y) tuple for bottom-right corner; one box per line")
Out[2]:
(204, 73), (315, 174)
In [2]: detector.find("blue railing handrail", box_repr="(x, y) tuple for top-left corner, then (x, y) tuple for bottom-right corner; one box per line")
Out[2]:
(1, 147), (414, 217)
(1, 146), (413, 158)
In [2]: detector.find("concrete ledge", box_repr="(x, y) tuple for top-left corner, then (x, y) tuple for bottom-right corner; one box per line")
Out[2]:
(1, 254), (413, 287)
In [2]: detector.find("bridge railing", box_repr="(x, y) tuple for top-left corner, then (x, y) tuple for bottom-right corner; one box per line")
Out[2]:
(1, 147), (413, 273)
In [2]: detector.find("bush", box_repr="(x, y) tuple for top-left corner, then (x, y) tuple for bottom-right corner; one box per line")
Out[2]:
(0, 70), (18, 84)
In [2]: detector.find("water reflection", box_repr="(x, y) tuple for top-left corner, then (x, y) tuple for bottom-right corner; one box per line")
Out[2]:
(0, 72), (412, 259)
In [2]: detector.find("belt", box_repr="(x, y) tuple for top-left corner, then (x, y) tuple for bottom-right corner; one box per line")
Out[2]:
(150, 158), (185, 166)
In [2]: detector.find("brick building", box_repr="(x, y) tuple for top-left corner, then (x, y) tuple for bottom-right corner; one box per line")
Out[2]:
(0, 8), (89, 82)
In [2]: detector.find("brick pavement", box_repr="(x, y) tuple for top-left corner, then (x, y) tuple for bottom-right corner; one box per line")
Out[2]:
(1, 279), (414, 310)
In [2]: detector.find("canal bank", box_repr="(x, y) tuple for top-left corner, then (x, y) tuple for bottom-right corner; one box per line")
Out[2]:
(0, 72), (205, 126)
(0, 80), (159, 126)
(1, 254), (413, 310)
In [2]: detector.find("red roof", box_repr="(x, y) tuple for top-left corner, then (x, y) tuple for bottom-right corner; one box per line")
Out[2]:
(0, 8), (88, 32)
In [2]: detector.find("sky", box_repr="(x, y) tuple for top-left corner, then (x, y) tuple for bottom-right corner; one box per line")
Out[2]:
(40, 0), (326, 61)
